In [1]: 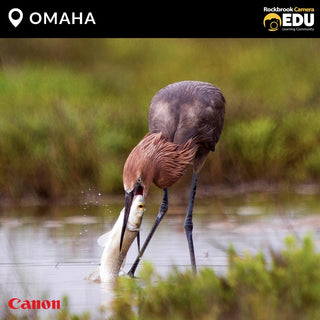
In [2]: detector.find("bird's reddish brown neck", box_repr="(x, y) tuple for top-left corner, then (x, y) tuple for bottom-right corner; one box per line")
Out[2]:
(123, 132), (198, 194)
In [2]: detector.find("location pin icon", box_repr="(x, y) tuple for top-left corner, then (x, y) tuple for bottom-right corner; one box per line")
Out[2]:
(8, 8), (23, 27)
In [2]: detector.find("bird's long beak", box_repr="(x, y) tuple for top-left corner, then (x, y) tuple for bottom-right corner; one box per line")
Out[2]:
(120, 190), (134, 251)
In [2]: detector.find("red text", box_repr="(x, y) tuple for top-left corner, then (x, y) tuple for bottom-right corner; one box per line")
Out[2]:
(8, 298), (60, 310)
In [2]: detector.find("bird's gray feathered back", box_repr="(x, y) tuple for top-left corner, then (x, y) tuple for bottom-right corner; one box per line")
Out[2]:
(148, 81), (225, 152)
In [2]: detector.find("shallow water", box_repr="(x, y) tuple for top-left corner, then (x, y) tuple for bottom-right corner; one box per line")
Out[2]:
(1, 190), (320, 318)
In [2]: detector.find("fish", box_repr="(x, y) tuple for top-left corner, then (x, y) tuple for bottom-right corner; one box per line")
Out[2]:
(89, 195), (145, 284)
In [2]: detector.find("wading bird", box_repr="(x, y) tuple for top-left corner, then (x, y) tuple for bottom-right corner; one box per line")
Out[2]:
(120, 81), (225, 275)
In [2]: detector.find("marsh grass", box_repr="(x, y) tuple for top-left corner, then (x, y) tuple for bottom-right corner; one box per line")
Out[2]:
(0, 65), (146, 199)
(0, 39), (319, 201)
(111, 235), (320, 320)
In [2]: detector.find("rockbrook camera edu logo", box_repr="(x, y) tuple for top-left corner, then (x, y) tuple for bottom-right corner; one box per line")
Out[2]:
(8, 8), (96, 27)
(263, 7), (315, 32)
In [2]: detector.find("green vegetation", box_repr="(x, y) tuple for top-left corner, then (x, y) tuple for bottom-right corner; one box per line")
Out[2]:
(111, 235), (320, 320)
(0, 39), (319, 201)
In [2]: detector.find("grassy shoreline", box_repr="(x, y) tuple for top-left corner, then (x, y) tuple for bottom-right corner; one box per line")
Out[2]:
(0, 39), (319, 202)
(110, 235), (320, 320)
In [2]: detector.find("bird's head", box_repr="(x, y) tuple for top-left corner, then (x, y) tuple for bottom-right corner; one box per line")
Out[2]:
(120, 138), (154, 250)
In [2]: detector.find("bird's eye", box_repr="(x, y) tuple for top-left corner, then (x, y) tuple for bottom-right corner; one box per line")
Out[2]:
(137, 177), (142, 184)
(138, 203), (144, 209)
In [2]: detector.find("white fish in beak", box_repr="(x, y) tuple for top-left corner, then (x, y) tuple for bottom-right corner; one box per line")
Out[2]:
(92, 195), (145, 284)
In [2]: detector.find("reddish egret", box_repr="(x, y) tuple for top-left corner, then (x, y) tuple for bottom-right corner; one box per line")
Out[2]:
(120, 81), (225, 275)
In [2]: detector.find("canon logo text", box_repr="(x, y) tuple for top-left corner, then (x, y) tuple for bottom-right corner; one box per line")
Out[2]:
(8, 298), (61, 310)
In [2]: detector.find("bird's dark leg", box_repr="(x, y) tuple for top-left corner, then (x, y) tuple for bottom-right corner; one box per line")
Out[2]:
(128, 188), (169, 277)
(184, 172), (199, 274)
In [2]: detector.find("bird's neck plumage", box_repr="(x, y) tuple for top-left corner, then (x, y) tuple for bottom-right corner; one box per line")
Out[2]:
(123, 132), (198, 193)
